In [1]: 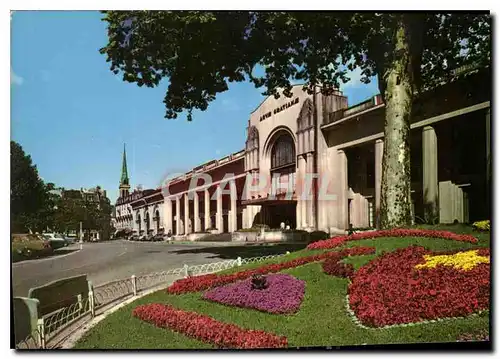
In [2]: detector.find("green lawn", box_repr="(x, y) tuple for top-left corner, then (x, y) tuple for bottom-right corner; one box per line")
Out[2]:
(74, 224), (490, 349)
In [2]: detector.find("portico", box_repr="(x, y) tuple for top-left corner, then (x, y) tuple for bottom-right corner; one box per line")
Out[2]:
(162, 153), (246, 235)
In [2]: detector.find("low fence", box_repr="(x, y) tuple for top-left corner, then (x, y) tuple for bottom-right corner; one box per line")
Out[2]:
(14, 252), (288, 349)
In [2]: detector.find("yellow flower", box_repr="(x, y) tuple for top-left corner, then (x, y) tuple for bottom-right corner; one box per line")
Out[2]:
(472, 220), (490, 231)
(415, 250), (489, 271)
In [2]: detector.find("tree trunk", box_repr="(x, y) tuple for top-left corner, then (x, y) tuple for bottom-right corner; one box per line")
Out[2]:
(380, 18), (414, 229)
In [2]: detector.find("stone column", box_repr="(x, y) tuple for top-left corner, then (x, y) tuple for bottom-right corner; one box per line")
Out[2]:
(338, 150), (348, 230)
(184, 193), (190, 235)
(296, 155), (306, 228)
(244, 172), (253, 228)
(164, 198), (173, 233)
(194, 191), (200, 232)
(374, 139), (384, 229)
(175, 196), (181, 235)
(216, 186), (223, 233)
(242, 207), (248, 229)
(204, 188), (211, 231)
(306, 153), (315, 229)
(457, 186), (464, 223)
(229, 180), (237, 232)
(422, 126), (439, 222)
(439, 180), (452, 224)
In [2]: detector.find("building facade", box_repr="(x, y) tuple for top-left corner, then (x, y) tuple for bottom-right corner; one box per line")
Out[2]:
(114, 146), (135, 233)
(115, 67), (491, 237)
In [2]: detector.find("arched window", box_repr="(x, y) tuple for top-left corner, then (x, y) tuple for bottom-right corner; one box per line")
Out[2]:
(271, 134), (296, 170)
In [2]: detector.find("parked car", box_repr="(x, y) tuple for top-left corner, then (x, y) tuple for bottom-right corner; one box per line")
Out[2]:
(42, 233), (69, 249)
(130, 234), (139, 241)
(152, 234), (164, 242)
(145, 233), (155, 242)
(64, 236), (76, 244)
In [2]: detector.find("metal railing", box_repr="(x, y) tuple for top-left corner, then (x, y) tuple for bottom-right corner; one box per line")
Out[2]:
(93, 278), (135, 307)
(15, 329), (42, 350)
(14, 252), (288, 350)
(40, 296), (93, 348)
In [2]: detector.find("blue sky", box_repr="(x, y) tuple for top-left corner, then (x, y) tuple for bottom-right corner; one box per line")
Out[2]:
(11, 11), (379, 203)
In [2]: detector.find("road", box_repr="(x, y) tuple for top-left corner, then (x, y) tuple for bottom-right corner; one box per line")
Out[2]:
(11, 240), (236, 297)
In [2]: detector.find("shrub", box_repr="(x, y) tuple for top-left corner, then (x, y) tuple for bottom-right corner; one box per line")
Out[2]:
(308, 231), (329, 243)
(322, 259), (355, 279)
(307, 228), (478, 250)
(236, 228), (261, 232)
(167, 246), (375, 294)
(11, 240), (54, 262)
(203, 273), (305, 314)
(133, 303), (288, 349)
(253, 224), (270, 230)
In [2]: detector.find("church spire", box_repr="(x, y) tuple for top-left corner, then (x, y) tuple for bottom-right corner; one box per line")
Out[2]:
(119, 144), (131, 198)
(120, 144), (129, 186)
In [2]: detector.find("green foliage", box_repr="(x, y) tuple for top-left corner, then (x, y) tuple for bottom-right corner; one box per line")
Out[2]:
(100, 12), (490, 120)
(11, 141), (56, 233)
(237, 228), (260, 232)
(11, 240), (53, 263)
(53, 190), (113, 238)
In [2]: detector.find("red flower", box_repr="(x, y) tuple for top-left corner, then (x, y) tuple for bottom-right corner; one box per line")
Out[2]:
(348, 246), (490, 327)
(133, 303), (288, 349)
(307, 229), (478, 251)
(167, 247), (376, 294)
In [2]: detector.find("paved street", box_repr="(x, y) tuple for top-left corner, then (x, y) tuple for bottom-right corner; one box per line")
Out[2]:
(11, 240), (241, 297)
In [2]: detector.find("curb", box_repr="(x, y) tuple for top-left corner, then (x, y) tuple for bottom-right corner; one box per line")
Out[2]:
(12, 246), (82, 267)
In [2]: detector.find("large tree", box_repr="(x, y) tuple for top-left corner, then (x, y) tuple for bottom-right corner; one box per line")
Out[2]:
(11, 141), (55, 233)
(53, 189), (112, 239)
(100, 12), (490, 228)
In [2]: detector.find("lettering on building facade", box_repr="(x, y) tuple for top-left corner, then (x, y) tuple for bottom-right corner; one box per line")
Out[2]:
(260, 97), (300, 122)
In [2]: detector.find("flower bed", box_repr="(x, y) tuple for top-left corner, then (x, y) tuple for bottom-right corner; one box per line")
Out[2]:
(307, 228), (478, 250)
(472, 220), (490, 232)
(322, 259), (355, 279)
(203, 273), (305, 314)
(133, 303), (287, 349)
(348, 246), (490, 327)
(168, 246), (376, 294)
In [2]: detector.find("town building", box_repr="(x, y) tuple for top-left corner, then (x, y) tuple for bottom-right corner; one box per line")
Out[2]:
(60, 186), (111, 240)
(115, 66), (491, 237)
(114, 146), (165, 238)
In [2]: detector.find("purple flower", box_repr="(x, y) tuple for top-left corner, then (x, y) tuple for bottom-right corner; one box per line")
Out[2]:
(202, 274), (305, 314)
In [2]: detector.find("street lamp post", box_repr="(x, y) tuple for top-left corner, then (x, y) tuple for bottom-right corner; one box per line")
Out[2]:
(79, 221), (83, 250)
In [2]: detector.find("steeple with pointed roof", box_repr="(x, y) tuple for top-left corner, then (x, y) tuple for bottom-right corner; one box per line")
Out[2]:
(119, 144), (131, 198)
(121, 144), (129, 185)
